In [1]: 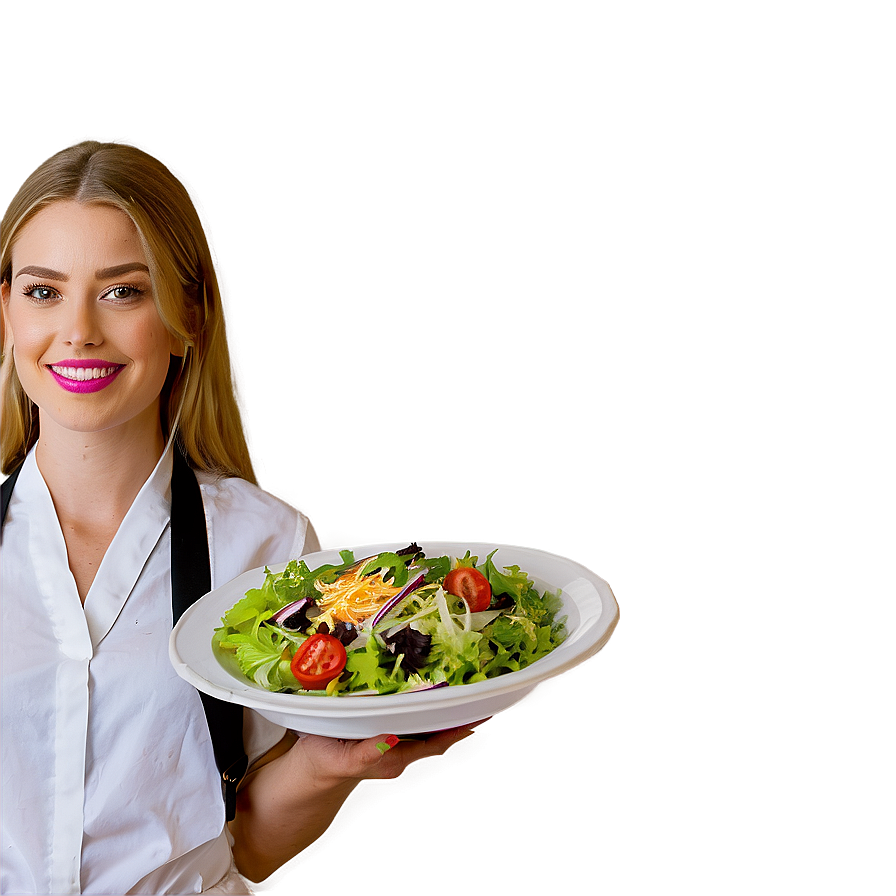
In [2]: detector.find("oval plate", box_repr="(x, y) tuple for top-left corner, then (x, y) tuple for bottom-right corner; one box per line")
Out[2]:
(169, 542), (619, 738)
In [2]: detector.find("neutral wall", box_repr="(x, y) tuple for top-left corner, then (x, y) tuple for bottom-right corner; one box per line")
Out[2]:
(3, 3), (893, 893)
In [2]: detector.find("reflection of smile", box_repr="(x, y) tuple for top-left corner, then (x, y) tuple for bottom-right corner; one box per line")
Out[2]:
(47, 359), (124, 394)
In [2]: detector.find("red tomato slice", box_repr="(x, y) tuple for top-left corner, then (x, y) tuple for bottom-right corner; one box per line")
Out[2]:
(290, 634), (347, 688)
(443, 567), (492, 612)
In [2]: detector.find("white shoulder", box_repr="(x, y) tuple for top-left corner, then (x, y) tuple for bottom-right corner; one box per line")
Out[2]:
(194, 471), (320, 589)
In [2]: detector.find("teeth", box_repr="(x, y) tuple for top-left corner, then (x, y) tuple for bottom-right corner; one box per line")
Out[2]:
(52, 365), (119, 381)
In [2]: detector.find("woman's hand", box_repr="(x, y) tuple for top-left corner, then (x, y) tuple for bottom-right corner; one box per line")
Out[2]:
(229, 723), (483, 882)
(292, 726), (478, 784)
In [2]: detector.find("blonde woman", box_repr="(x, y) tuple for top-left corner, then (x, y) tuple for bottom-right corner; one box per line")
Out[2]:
(0, 142), (474, 895)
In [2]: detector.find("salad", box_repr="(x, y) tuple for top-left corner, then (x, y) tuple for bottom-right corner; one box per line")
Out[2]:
(213, 544), (567, 696)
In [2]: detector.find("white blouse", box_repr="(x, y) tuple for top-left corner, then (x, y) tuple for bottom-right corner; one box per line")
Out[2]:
(0, 445), (318, 895)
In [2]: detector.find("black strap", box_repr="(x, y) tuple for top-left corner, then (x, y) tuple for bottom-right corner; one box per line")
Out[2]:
(0, 463), (24, 542)
(170, 448), (247, 820)
(1, 450), (246, 821)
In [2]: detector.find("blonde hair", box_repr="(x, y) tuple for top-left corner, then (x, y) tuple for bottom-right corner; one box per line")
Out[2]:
(0, 141), (256, 482)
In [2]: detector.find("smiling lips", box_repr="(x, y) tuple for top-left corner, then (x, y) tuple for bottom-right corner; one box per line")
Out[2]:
(47, 359), (124, 394)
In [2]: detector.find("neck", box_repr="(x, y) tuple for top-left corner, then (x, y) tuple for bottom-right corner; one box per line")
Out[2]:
(34, 411), (167, 525)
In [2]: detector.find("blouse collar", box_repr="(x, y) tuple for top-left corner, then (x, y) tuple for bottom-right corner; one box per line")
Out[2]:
(17, 439), (175, 649)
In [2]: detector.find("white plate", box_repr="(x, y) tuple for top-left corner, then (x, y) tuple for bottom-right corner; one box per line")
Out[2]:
(169, 542), (619, 738)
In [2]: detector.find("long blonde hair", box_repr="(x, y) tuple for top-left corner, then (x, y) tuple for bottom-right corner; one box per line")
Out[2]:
(0, 141), (256, 481)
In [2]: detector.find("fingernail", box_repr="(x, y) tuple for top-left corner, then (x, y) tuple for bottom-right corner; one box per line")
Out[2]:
(375, 734), (400, 754)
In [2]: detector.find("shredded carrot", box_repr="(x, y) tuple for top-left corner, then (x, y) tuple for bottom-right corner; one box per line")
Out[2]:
(315, 565), (402, 625)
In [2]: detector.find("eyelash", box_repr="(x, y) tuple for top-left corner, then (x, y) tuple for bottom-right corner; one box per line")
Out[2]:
(21, 283), (59, 303)
(21, 283), (145, 304)
(102, 284), (144, 302)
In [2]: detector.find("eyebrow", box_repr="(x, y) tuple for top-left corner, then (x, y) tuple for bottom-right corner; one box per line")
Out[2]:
(13, 262), (151, 281)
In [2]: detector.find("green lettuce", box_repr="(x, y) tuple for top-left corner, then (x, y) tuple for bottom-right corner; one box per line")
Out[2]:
(214, 547), (567, 696)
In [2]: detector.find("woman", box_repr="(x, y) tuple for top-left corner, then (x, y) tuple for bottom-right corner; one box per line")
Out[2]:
(0, 142), (475, 895)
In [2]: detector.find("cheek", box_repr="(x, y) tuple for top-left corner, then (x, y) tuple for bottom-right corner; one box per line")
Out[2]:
(6, 309), (50, 367)
(6, 316), (51, 407)
(130, 315), (177, 376)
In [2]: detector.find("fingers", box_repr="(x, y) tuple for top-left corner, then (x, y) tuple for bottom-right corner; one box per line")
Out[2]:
(292, 718), (490, 785)
(353, 719), (488, 778)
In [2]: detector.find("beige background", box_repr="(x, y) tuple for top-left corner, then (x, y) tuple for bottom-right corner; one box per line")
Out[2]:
(3, 3), (893, 893)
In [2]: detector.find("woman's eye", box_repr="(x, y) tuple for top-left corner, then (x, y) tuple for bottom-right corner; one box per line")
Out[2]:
(26, 285), (58, 302)
(105, 285), (142, 301)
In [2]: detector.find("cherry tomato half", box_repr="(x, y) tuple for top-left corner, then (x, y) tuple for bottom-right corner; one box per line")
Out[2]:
(443, 567), (492, 612)
(290, 634), (347, 688)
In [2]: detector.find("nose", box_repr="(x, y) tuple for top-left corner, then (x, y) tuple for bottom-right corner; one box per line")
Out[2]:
(62, 297), (103, 349)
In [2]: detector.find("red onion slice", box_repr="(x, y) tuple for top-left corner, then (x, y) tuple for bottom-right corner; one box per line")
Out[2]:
(370, 572), (427, 628)
(265, 598), (319, 631)
(405, 680), (450, 692)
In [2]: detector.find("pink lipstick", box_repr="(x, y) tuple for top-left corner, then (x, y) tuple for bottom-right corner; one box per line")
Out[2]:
(47, 359), (124, 394)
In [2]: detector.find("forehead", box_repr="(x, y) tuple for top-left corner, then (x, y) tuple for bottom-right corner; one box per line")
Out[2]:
(12, 201), (147, 275)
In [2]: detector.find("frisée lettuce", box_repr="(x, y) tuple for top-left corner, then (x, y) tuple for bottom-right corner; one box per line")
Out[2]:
(213, 545), (566, 695)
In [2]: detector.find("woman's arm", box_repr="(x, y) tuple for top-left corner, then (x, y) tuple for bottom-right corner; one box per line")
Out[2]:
(229, 725), (478, 882)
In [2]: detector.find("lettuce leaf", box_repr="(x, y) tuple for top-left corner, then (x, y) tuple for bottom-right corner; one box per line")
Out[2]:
(413, 591), (483, 685)
(479, 550), (531, 602)
(420, 554), (451, 583)
(360, 552), (410, 588)
(344, 635), (405, 693)
(219, 625), (298, 690)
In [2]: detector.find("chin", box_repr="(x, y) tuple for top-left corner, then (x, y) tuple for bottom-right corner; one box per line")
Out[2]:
(36, 402), (164, 442)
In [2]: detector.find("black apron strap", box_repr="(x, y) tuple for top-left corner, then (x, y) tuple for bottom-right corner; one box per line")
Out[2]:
(0, 462), (24, 539)
(2, 450), (247, 821)
(170, 447), (247, 821)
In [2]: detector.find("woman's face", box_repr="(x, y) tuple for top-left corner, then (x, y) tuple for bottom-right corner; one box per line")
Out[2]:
(1, 201), (182, 442)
